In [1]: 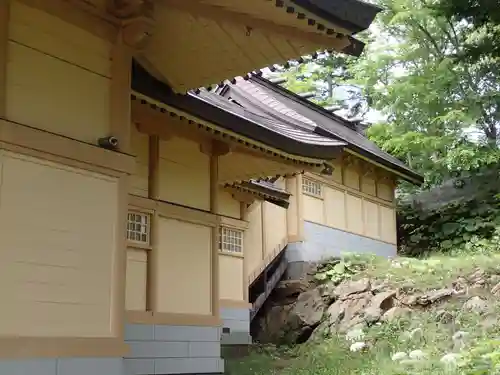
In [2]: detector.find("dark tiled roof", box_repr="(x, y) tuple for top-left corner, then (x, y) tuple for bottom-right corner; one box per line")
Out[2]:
(221, 76), (423, 184)
(229, 180), (291, 209)
(132, 61), (346, 161)
(290, 0), (382, 34)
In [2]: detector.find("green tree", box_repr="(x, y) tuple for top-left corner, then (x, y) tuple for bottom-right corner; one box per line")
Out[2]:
(436, 0), (500, 64)
(277, 0), (500, 191)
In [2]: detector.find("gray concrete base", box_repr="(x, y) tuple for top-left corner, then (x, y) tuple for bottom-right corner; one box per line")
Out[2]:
(220, 307), (251, 346)
(124, 324), (224, 375)
(0, 357), (123, 375)
(286, 221), (397, 279)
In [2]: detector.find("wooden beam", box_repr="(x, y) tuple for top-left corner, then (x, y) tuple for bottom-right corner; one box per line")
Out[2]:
(0, 0), (9, 119)
(162, 0), (351, 50)
(131, 99), (212, 146)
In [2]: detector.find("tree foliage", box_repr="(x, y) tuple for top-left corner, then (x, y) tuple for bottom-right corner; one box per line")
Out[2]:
(275, 0), (500, 254)
(276, 0), (500, 192)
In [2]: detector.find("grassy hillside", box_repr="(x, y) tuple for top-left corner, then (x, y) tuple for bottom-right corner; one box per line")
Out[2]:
(228, 233), (500, 375)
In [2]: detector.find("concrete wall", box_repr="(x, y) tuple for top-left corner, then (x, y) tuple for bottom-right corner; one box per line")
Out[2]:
(0, 358), (123, 375)
(220, 307), (251, 347)
(124, 324), (224, 375)
(286, 220), (397, 279)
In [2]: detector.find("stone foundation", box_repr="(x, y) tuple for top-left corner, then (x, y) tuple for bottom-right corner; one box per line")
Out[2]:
(124, 324), (224, 375)
(286, 221), (397, 279)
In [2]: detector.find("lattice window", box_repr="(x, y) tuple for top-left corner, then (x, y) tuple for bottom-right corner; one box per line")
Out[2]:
(127, 211), (150, 245)
(219, 226), (243, 254)
(302, 178), (322, 197)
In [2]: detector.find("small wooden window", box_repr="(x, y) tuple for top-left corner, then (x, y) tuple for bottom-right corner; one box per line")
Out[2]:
(302, 178), (322, 197)
(219, 226), (243, 254)
(127, 211), (151, 245)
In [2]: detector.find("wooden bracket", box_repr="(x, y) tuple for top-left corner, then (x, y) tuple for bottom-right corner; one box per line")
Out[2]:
(362, 164), (377, 178)
(231, 191), (256, 205)
(121, 15), (155, 50)
(108, 0), (153, 18)
(200, 140), (231, 157)
(108, 0), (155, 49)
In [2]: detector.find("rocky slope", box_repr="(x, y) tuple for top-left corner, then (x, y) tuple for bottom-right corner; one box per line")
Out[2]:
(252, 255), (500, 371)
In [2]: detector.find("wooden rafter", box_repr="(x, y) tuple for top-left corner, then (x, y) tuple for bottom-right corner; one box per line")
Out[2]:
(162, 0), (350, 50)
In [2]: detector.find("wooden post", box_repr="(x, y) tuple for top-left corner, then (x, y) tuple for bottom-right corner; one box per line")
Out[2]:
(204, 140), (230, 318)
(240, 202), (249, 302)
(210, 152), (220, 318)
(0, 0), (10, 119)
(110, 32), (132, 153)
(260, 201), (267, 263)
(296, 174), (305, 240)
(146, 135), (159, 313)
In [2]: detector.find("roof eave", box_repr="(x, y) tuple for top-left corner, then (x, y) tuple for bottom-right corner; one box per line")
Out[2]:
(132, 61), (346, 162)
(289, 0), (383, 34)
(246, 75), (424, 185)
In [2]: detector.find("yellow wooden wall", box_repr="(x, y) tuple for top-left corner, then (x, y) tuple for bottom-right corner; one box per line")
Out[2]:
(0, 151), (119, 337)
(6, 1), (111, 144)
(0, 1), (127, 342)
(219, 254), (244, 301)
(244, 178), (288, 285)
(156, 217), (212, 315)
(245, 201), (264, 285)
(302, 162), (397, 245)
(158, 137), (210, 210)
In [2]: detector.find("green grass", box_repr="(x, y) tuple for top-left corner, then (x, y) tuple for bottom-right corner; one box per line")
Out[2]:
(227, 248), (500, 375)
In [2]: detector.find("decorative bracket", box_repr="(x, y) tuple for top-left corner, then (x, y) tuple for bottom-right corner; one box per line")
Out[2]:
(121, 16), (155, 50)
(109, 0), (155, 50)
(200, 140), (232, 157)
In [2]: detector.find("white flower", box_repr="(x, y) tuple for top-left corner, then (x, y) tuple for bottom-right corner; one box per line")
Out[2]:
(345, 328), (365, 342)
(440, 353), (461, 368)
(350, 342), (367, 352)
(391, 352), (408, 362)
(409, 350), (427, 360)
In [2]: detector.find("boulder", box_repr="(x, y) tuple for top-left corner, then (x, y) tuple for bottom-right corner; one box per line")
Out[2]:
(334, 278), (371, 299)
(283, 288), (326, 343)
(428, 288), (454, 303)
(382, 306), (412, 322)
(322, 291), (372, 334)
(255, 304), (293, 343)
(401, 288), (453, 307)
(373, 290), (396, 307)
(435, 309), (454, 324)
(364, 290), (396, 322)
(462, 296), (489, 314)
(273, 279), (309, 302)
(491, 281), (500, 296)
(364, 307), (383, 324)
(314, 282), (336, 305)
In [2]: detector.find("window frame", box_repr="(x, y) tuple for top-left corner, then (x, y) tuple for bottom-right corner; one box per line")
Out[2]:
(126, 210), (152, 249)
(302, 177), (323, 198)
(218, 225), (244, 256)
